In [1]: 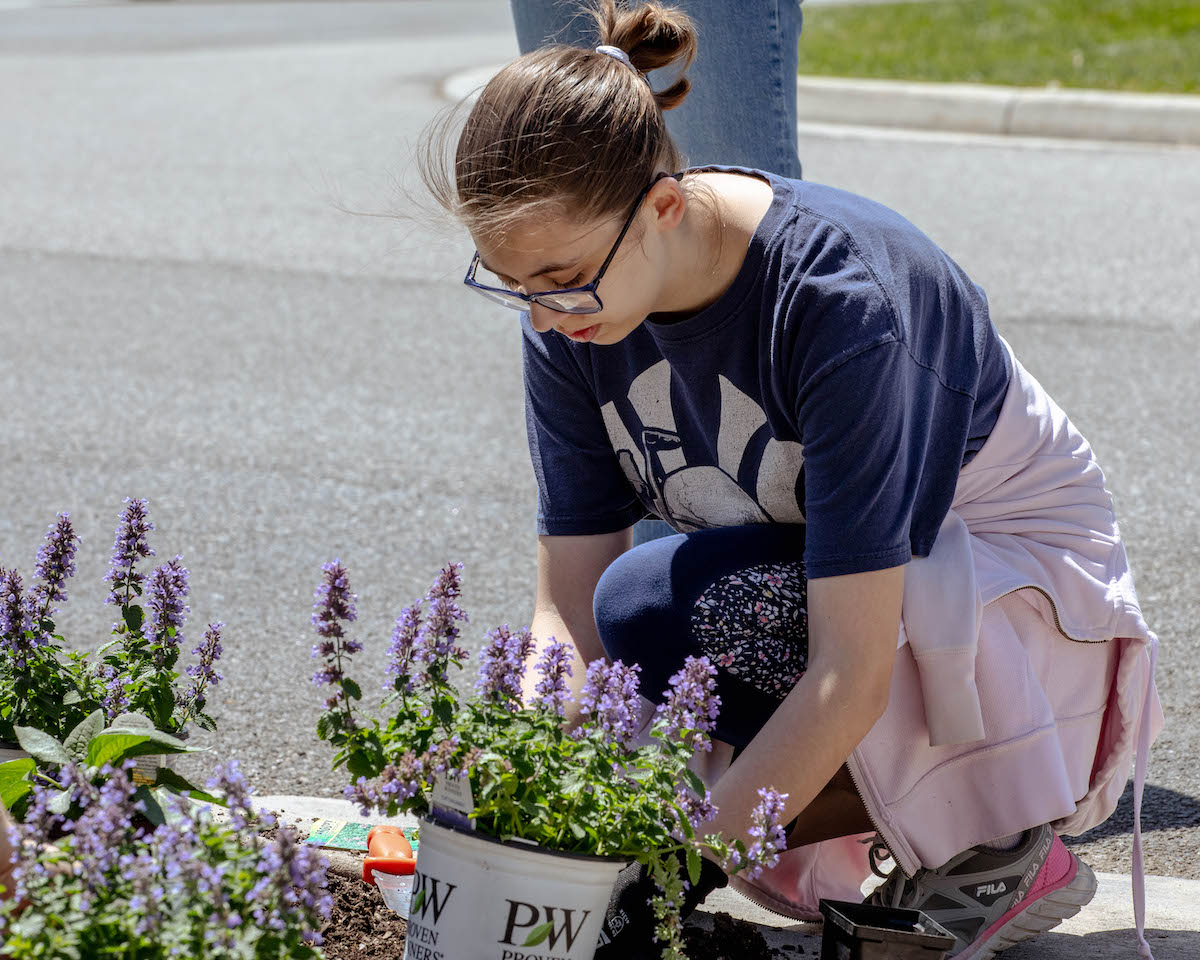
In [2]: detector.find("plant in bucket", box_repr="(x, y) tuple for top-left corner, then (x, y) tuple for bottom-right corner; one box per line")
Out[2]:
(312, 561), (791, 960)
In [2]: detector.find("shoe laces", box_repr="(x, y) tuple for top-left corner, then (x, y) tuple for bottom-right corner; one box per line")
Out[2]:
(863, 834), (909, 909)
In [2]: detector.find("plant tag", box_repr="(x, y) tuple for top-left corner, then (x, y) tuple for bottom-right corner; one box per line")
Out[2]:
(431, 774), (475, 830)
(131, 754), (168, 787)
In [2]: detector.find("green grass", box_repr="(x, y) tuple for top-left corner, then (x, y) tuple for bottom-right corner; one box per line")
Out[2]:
(797, 0), (1200, 94)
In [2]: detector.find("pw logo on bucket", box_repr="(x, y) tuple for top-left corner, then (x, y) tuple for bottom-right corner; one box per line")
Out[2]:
(405, 819), (629, 960)
(500, 900), (592, 954)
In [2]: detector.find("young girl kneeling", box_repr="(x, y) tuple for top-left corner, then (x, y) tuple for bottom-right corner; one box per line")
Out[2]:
(422, 3), (1163, 957)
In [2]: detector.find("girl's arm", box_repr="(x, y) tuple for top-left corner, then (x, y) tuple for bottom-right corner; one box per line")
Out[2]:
(704, 564), (905, 856)
(523, 529), (632, 723)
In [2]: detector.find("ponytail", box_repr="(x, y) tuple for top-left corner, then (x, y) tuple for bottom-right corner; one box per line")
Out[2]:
(421, 1), (698, 241)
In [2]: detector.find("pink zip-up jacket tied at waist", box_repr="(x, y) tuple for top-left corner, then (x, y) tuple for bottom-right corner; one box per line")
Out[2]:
(727, 337), (1164, 958)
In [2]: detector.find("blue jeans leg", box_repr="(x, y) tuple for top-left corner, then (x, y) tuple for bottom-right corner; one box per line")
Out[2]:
(509, 0), (803, 179)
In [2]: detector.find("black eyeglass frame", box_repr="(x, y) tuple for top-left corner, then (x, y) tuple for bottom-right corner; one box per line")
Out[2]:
(463, 171), (684, 315)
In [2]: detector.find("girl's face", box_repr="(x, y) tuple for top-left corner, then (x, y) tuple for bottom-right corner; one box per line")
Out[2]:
(471, 179), (688, 346)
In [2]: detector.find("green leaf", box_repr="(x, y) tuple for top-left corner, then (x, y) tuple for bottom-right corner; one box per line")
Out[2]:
(111, 712), (155, 730)
(343, 678), (362, 702)
(62, 688), (83, 706)
(523, 921), (554, 947)
(411, 890), (426, 914)
(87, 730), (201, 769)
(316, 713), (333, 741)
(154, 685), (175, 729)
(683, 769), (706, 797)
(0, 758), (36, 810)
(686, 848), (701, 887)
(346, 750), (376, 780)
(13, 726), (71, 766)
(433, 700), (454, 728)
(47, 789), (72, 815)
(63, 710), (107, 763)
(153, 766), (222, 805)
(134, 785), (166, 826)
(123, 605), (144, 633)
(93, 639), (120, 658)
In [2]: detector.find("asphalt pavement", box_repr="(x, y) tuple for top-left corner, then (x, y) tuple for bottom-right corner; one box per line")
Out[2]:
(1, 0), (1197, 887)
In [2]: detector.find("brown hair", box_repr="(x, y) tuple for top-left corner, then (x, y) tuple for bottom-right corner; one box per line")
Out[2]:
(420, 0), (699, 244)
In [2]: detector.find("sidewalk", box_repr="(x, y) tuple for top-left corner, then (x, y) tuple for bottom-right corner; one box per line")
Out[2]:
(442, 64), (1200, 148)
(257, 795), (1200, 959)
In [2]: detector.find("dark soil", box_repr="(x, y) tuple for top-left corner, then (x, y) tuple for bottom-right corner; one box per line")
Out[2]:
(320, 871), (407, 960)
(683, 911), (787, 960)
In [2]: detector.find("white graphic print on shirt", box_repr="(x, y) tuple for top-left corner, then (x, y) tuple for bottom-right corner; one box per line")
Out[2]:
(599, 360), (806, 531)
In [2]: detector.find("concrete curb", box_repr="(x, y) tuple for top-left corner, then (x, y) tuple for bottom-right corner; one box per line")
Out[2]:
(442, 63), (1200, 147)
(258, 796), (1200, 957)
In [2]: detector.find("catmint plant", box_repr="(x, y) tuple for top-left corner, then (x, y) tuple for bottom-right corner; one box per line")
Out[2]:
(313, 561), (790, 960)
(0, 760), (332, 959)
(0, 500), (223, 756)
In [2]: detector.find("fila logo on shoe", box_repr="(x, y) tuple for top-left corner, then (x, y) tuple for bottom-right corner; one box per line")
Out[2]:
(962, 876), (1023, 907)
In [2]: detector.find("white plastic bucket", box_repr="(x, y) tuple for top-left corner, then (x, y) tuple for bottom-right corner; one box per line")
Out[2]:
(405, 818), (628, 960)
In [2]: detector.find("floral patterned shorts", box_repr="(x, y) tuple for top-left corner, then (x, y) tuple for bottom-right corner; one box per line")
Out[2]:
(690, 562), (809, 701)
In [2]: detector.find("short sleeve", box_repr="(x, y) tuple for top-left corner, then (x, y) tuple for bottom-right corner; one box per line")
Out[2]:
(522, 317), (644, 536)
(797, 340), (969, 579)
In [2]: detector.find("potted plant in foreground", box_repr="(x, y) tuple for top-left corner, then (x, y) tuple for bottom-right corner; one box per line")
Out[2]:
(312, 561), (790, 960)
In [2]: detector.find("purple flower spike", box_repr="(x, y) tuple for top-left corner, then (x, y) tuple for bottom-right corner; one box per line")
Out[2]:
(98, 664), (130, 720)
(671, 787), (718, 842)
(475, 625), (526, 703)
(532, 639), (573, 716)
(145, 555), (190, 658)
(386, 602), (423, 687)
(0, 568), (32, 646)
(577, 659), (643, 746)
(104, 497), (156, 606)
(184, 621), (225, 710)
(657, 656), (721, 752)
(31, 512), (80, 612)
(742, 787), (790, 879)
(416, 563), (468, 664)
(311, 559), (358, 643)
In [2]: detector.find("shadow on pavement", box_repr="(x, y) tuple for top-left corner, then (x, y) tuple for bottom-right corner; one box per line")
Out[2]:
(1063, 782), (1200, 844)
(1003, 928), (1198, 959)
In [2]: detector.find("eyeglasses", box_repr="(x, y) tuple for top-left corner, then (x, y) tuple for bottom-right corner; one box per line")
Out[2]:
(463, 172), (683, 315)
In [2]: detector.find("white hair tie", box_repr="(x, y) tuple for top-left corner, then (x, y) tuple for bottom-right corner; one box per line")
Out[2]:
(596, 44), (638, 73)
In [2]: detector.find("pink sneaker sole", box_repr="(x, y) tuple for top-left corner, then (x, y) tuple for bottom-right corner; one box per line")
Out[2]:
(956, 837), (1098, 960)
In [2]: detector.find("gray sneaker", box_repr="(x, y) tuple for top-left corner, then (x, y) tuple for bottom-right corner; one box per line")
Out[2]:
(864, 823), (1098, 959)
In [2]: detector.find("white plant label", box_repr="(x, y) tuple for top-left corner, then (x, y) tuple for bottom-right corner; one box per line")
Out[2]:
(431, 774), (475, 817)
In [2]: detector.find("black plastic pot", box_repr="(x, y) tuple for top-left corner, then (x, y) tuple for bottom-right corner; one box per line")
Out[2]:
(819, 899), (956, 960)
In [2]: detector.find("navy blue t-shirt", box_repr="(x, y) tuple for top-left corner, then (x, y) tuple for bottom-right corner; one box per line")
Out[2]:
(522, 167), (1009, 578)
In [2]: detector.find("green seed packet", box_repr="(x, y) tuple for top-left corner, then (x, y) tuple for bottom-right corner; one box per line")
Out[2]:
(302, 819), (419, 853)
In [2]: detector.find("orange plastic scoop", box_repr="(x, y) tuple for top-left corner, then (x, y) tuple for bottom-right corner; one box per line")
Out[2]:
(362, 825), (416, 884)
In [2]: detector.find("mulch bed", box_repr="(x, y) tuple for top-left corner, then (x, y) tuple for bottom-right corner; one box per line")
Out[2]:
(320, 871), (408, 960)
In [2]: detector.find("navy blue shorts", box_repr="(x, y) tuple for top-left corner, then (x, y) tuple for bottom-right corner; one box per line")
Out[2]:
(593, 523), (809, 749)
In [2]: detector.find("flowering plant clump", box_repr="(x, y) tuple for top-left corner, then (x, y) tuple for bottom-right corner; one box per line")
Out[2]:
(312, 562), (790, 960)
(0, 759), (333, 959)
(0, 499), (225, 746)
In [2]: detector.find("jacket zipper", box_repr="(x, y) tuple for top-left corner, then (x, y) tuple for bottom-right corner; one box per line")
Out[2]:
(991, 583), (1095, 644)
(845, 751), (916, 878)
